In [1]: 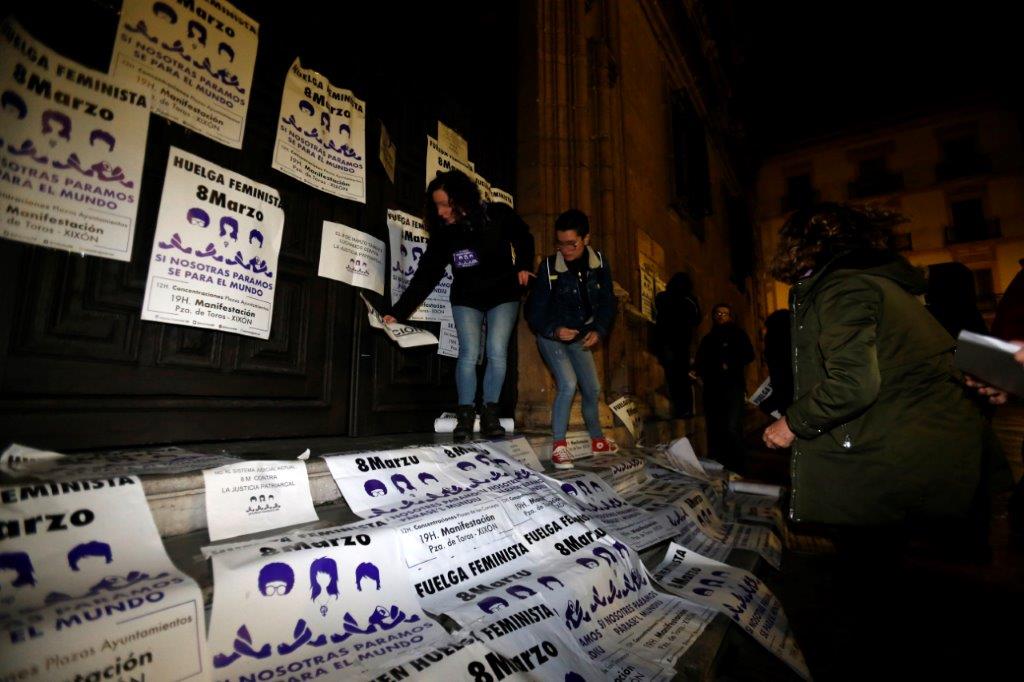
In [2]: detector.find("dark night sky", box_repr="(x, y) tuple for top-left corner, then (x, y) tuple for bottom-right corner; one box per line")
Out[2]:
(737, 0), (1021, 156)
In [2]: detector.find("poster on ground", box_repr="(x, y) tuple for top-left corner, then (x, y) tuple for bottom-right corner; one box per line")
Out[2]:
(0, 19), (149, 261)
(318, 221), (385, 295)
(273, 58), (366, 202)
(0, 475), (207, 681)
(141, 147), (284, 339)
(202, 460), (319, 541)
(110, 0), (258, 148)
(0, 443), (241, 479)
(387, 208), (452, 322)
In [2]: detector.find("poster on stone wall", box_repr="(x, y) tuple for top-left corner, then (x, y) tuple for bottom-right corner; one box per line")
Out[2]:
(273, 58), (366, 202)
(0, 475), (207, 681)
(140, 147), (284, 339)
(110, 0), (258, 148)
(639, 255), (660, 322)
(318, 220), (385, 295)
(425, 135), (473, 186)
(387, 208), (453, 322)
(490, 187), (514, 208)
(0, 19), (150, 261)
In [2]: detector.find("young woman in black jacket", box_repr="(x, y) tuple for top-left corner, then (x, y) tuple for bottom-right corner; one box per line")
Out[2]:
(385, 170), (534, 441)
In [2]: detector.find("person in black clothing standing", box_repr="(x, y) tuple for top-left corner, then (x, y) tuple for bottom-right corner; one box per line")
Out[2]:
(693, 303), (754, 473)
(654, 272), (701, 417)
(384, 170), (534, 441)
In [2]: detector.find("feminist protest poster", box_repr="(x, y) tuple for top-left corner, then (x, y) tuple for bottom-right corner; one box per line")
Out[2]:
(0, 475), (207, 681)
(273, 58), (366, 202)
(318, 220), (385, 295)
(387, 208), (452, 322)
(111, 0), (258, 148)
(0, 443), (241, 479)
(203, 460), (319, 541)
(653, 543), (810, 679)
(362, 294), (438, 348)
(0, 19), (149, 261)
(141, 147), (283, 339)
(207, 525), (452, 680)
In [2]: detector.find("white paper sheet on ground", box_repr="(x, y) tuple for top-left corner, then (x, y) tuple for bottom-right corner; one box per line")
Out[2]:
(361, 294), (438, 347)
(488, 437), (544, 472)
(652, 543), (810, 680)
(732, 492), (786, 533)
(543, 470), (678, 551)
(0, 19), (149, 262)
(433, 413), (515, 433)
(111, 0), (258, 148)
(729, 524), (783, 570)
(379, 122), (397, 184)
(579, 454), (649, 492)
(207, 525), (450, 680)
(273, 59), (366, 202)
(729, 481), (783, 500)
(563, 431), (594, 463)
(387, 209), (453, 322)
(140, 147), (284, 339)
(662, 438), (709, 480)
(608, 395), (641, 438)
(318, 221), (385, 294)
(443, 531), (714, 669)
(0, 476), (207, 680)
(202, 460), (319, 541)
(0, 443), (241, 479)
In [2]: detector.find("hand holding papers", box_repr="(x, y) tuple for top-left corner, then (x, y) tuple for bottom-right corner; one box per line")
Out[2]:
(956, 330), (1024, 398)
(361, 294), (438, 348)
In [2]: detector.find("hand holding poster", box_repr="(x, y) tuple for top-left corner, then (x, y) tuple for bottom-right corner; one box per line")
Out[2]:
(652, 543), (810, 679)
(141, 147), (284, 339)
(0, 19), (150, 261)
(361, 294), (438, 348)
(203, 460), (319, 541)
(318, 221), (385, 294)
(111, 0), (258, 148)
(0, 475), (207, 680)
(273, 59), (366, 202)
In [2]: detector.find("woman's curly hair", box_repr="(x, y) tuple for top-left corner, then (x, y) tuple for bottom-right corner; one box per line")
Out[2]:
(424, 169), (482, 231)
(769, 202), (907, 284)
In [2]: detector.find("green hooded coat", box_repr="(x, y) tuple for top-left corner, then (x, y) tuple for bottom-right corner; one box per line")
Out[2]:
(785, 250), (984, 526)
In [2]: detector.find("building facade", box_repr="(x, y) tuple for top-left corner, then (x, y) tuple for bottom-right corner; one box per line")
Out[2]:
(756, 105), (1024, 321)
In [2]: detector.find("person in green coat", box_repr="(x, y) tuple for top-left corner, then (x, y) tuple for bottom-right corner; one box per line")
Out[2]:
(761, 203), (985, 529)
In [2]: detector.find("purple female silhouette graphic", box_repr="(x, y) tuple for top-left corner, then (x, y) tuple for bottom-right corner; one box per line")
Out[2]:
(560, 483), (577, 497)
(41, 110), (71, 143)
(576, 481), (592, 495)
(612, 540), (629, 558)
(152, 2), (178, 24)
(186, 20), (207, 46)
(89, 129), (116, 152)
(364, 479), (387, 497)
(478, 596), (509, 614)
(456, 461), (476, 472)
(391, 474), (415, 494)
(213, 625), (271, 668)
(320, 112), (330, 133)
(249, 228), (264, 247)
(299, 100), (315, 116)
(218, 42), (235, 62)
(538, 576), (564, 591)
(566, 672), (587, 682)
(309, 557), (339, 617)
(575, 558), (599, 570)
(593, 547), (617, 566)
(258, 562), (294, 596)
(1, 90), (28, 120)
(0, 552), (36, 588)
(475, 454), (494, 467)
(220, 216), (239, 240)
(417, 472), (439, 485)
(355, 562), (381, 591)
(68, 541), (112, 570)
(506, 584), (536, 600)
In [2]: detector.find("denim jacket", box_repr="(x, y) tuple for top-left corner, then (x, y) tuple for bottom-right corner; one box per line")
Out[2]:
(526, 247), (616, 340)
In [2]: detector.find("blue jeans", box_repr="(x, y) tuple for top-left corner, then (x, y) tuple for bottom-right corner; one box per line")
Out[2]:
(451, 302), (520, 405)
(537, 335), (603, 440)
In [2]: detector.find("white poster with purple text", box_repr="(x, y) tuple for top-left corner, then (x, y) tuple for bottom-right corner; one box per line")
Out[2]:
(387, 208), (452, 322)
(110, 0), (258, 148)
(141, 147), (283, 338)
(273, 58), (366, 202)
(0, 19), (149, 261)
(0, 476), (207, 681)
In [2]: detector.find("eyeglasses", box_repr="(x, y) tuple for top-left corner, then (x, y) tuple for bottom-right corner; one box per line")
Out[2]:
(262, 582), (290, 596)
(555, 240), (582, 250)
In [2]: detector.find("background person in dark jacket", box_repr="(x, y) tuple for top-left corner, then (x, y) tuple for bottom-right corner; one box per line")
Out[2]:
(693, 303), (754, 473)
(385, 170), (534, 441)
(654, 272), (701, 417)
(526, 209), (618, 469)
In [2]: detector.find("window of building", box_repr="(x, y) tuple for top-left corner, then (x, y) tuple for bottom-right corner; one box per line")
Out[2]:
(945, 197), (1000, 243)
(973, 267), (996, 312)
(669, 90), (712, 235)
(781, 172), (817, 212)
(936, 132), (990, 181)
(848, 155), (903, 199)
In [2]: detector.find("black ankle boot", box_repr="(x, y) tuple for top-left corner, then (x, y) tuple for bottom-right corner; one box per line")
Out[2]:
(480, 402), (505, 438)
(454, 405), (475, 442)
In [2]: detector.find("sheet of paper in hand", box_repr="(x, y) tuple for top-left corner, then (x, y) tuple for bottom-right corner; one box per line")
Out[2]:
(361, 294), (438, 347)
(0, 476), (207, 681)
(652, 542), (810, 680)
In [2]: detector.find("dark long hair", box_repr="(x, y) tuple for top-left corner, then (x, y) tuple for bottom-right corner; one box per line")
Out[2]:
(424, 169), (481, 231)
(769, 202), (906, 284)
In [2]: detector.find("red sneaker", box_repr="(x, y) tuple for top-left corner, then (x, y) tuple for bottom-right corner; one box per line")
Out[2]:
(591, 437), (619, 454)
(551, 440), (574, 469)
